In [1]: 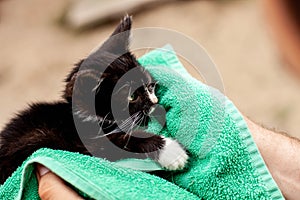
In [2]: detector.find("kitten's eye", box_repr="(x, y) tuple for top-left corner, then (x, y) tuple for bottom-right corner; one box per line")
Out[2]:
(128, 93), (138, 102)
(148, 82), (157, 92)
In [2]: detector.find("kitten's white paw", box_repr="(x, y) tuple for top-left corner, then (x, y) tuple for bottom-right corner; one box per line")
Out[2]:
(158, 138), (188, 170)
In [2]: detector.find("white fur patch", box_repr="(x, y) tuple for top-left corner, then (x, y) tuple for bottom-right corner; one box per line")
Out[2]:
(146, 89), (158, 104)
(157, 137), (188, 170)
(148, 106), (155, 115)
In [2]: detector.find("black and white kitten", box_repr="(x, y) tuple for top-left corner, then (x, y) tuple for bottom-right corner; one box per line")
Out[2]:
(0, 16), (188, 184)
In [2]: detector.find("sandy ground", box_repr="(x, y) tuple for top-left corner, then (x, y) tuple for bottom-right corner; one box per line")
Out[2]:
(1, 0), (300, 137)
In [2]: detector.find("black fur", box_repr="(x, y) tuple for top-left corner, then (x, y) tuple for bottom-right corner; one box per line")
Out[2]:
(0, 16), (168, 184)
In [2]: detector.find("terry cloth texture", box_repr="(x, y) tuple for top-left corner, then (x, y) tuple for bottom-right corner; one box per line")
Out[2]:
(0, 45), (284, 199)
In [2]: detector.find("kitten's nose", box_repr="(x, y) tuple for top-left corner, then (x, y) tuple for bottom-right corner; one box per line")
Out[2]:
(146, 88), (158, 104)
(149, 93), (158, 104)
(151, 95), (158, 104)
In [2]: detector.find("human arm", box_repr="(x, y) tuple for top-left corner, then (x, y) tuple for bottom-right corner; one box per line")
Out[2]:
(245, 117), (300, 200)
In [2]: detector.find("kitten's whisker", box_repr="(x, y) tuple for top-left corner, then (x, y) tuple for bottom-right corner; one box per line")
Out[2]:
(93, 111), (143, 140)
(91, 129), (120, 139)
(92, 78), (104, 92)
(119, 115), (134, 125)
(103, 113), (110, 121)
(103, 120), (116, 129)
(126, 115), (139, 133)
(123, 113), (143, 144)
(118, 116), (135, 131)
(123, 118), (139, 149)
(125, 86), (132, 109)
(123, 130), (132, 149)
(140, 116), (147, 127)
(92, 113), (118, 139)
(127, 114), (142, 134)
(128, 87), (132, 97)
(136, 118), (144, 128)
(118, 112), (141, 129)
(100, 113), (109, 127)
(134, 113), (144, 127)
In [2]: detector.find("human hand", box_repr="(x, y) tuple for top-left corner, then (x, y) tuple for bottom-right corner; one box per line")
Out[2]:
(36, 164), (83, 200)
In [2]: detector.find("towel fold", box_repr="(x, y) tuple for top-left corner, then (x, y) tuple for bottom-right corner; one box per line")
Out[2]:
(0, 45), (284, 199)
(139, 45), (284, 199)
(1, 148), (201, 199)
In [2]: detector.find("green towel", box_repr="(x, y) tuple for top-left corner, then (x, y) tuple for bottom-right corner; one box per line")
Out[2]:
(0, 45), (284, 199)
(0, 148), (200, 200)
(139, 45), (284, 199)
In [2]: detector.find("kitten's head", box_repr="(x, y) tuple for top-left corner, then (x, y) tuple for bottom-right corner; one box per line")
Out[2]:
(64, 16), (158, 124)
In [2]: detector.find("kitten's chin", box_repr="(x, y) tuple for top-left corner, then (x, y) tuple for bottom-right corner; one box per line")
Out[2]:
(143, 105), (156, 116)
(148, 107), (155, 115)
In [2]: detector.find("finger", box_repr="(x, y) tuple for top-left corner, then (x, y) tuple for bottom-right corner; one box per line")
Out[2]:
(36, 164), (50, 182)
(36, 164), (83, 200)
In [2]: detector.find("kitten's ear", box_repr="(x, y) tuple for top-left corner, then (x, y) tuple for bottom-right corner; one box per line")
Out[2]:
(76, 15), (132, 75)
(111, 15), (132, 38)
(103, 15), (132, 54)
(98, 15), (132, 55)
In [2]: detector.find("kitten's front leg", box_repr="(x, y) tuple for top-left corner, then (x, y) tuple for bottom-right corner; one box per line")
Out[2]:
(108, 131), (188, 170)
(157, 136), (189, 170)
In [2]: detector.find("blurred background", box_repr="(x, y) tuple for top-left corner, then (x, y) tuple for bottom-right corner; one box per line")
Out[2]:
(1, 0), (300, 137)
